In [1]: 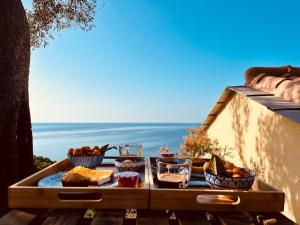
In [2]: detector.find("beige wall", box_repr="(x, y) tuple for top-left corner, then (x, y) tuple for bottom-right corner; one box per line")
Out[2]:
(207, 92), (300, 223)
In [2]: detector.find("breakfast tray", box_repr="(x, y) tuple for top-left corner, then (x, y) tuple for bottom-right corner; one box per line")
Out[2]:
(8, 157), (149, 209)
(148, 157), (284, 212)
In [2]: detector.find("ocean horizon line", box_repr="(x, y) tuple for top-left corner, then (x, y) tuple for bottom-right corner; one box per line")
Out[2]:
(32, 122), (201, 125)
(32, 122), (198, 160)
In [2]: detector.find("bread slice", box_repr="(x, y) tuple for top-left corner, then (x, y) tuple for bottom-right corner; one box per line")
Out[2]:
(66, 166), (114, 185)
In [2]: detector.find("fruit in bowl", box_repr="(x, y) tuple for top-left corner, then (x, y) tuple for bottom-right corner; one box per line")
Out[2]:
(203, 155), (255, 189)
(67, 144), (116, 168)
(191, 158), (210, 174)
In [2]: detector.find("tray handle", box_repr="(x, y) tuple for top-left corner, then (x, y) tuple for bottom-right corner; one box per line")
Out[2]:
(57, 191), (102, 202)
(196, 194), (241, 205)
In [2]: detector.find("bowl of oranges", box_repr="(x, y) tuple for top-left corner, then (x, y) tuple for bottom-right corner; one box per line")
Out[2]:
(67, 144), (116, 168)
(203, 155), (255, 189)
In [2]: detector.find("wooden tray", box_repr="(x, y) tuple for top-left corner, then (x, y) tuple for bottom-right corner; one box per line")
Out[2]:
(148, 157), (285, 212)
(8, 157), (149, 209)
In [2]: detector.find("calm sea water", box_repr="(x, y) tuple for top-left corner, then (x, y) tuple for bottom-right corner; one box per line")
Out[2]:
(32, 123), (199, 161)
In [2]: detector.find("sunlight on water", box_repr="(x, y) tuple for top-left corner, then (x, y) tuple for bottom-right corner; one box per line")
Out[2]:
(32, 123), (199, 161)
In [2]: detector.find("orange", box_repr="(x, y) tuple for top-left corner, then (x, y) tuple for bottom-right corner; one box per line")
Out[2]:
(203, 162), (210, 171)
(232, 167), (241, 174)
(224, 162), (234, 170)
(225, 169), (233, 174)
(92, 150), (101, 156)
(80, 146), (91, 155)
(73, 148), (83, 156)
(92, 146), (100, 151)
(232, 173), (241, 178)
(68, 148), (74, 155)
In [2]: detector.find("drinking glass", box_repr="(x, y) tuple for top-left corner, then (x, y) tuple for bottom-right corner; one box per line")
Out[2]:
(156, 158), (192, 188)
(118, 144), (143, 157)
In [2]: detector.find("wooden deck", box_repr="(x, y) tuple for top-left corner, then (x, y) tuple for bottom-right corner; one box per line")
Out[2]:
(0, 209), (297, 225)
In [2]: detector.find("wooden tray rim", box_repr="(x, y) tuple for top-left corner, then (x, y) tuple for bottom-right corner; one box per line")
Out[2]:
(147, 157), (285, 194)
(10, 157), (150, 191)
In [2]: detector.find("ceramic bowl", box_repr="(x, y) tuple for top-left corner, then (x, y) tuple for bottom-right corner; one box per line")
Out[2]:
(204, 168), (255, 189)
(68, 154), (104, 168)
(114, 157), (145, 172)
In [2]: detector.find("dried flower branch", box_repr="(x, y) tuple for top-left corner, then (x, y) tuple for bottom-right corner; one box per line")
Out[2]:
(179, 127), (232, 159)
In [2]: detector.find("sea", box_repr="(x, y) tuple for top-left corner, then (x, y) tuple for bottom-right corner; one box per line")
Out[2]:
(32, 123), (199, 161)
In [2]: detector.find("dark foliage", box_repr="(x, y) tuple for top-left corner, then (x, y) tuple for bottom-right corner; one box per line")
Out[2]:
(26, 0), (97, 48)
(33, 155), (56, 172)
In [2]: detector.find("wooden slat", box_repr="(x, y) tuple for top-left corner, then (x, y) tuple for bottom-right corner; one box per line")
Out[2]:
(175, 211), (211, 225)
(148, 157), (284, 212)
(253, 213), (297, 225)
(215, 212), (256, 225)
(136, 210), (169, 225)
(123, 209), (137, 225)
(41, 209), (83, 225)
(9, 157), (149, 209)
(0, 209), (38, 225)
(90, 210), (124, 225)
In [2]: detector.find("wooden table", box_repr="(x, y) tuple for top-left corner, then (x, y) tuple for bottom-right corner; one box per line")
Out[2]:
(0, 209), (297, 225)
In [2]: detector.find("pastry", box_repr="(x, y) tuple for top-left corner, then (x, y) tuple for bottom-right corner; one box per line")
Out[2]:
(61, 166), (114, 186)
(61, 172), (90, 187)
(208, 155), (226, 175)
(70, 166), (114, 185)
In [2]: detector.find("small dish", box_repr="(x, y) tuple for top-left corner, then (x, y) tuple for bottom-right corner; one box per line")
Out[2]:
(114, 157), (145, 172)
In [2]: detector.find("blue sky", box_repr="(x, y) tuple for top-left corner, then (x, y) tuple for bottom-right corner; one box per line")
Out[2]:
(22, 0), (300, 123)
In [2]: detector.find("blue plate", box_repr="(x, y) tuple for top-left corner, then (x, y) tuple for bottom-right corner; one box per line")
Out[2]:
(37, 172), (117, 187)
(38, 172), (65, 187)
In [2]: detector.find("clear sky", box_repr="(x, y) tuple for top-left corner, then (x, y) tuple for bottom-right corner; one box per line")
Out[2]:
(22, 0), (300, 123)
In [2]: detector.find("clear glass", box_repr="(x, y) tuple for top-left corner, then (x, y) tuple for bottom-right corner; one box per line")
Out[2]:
(118, 144), (143, 157)
(156, 158), (192, 188)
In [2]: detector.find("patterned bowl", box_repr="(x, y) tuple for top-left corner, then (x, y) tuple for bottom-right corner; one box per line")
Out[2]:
(68, 154), (104, 168)
(204, 168), (256, 189)
(114, 157), (145, 172)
